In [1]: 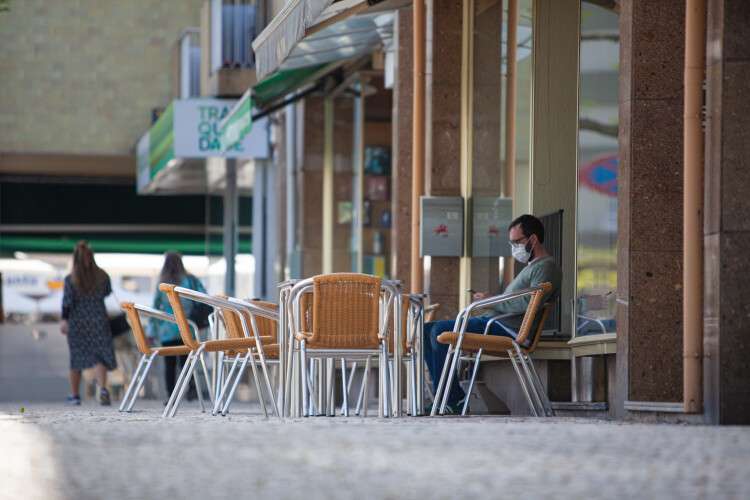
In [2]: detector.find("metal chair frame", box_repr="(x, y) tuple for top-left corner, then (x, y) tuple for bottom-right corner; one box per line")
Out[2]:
(211, 297), (280, 417)
(431, 284), (556, 417)
(160, 285), (278, 419)
(118, 303), (212, 413)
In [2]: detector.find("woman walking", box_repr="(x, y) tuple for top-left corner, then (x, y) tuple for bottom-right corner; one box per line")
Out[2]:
(60, 241), (116, 405)
(151, 251), (207, 402)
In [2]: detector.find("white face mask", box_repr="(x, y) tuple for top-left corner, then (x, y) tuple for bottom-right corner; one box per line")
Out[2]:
(511, 239), (536, 264)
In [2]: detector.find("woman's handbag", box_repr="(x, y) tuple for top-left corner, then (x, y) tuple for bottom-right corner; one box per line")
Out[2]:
(109, 313), (130, 337)
(109, 287), (131, 337)
(187, 275), (212, 328)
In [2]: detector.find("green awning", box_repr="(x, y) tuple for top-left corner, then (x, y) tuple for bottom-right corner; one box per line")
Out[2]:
(253, 64), (329, 106)
(0, 235), (251, 256)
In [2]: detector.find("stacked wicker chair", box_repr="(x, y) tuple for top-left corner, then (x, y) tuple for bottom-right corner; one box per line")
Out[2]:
(211, 298), (280, 416)
(289, 273), (397, 417)
(158, 284), (278, 419)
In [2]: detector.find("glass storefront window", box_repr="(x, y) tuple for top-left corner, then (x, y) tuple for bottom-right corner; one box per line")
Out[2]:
(575, 2), (619, 335)
(468, 0), (533, 296)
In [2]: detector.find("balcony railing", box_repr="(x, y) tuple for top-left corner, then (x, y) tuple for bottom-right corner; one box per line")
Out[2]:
(178, 28), (201, 98)
(211, 0), (258, 73)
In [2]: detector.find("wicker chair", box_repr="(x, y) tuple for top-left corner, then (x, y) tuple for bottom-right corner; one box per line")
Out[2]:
(118, 302), (212, 413)
(290, 273), (397, 417)
(158, 284), (277, 419)
(211, 297), (280, 416)
(431, 282), (555, 417)
(424, 303), (441, 323)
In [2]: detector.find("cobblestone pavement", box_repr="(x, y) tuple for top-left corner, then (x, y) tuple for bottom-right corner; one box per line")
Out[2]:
(1, 400), (749, 499)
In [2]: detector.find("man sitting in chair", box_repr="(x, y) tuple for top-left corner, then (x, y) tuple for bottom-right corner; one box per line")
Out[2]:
(423, 214), (562, 413)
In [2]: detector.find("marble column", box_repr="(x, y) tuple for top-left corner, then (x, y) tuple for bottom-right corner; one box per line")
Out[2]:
(703, 0), (750, 425)
(617, 0), (686, 411)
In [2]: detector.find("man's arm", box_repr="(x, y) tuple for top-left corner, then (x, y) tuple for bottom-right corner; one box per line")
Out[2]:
(490, 264), (547, 315)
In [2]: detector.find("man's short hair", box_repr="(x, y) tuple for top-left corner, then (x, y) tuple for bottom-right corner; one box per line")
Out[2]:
(509, 214), (545, 244)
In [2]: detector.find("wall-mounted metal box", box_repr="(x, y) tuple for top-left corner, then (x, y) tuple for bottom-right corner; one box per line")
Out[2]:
(420, 196), (464, 257)
(471, 197), (513, 257)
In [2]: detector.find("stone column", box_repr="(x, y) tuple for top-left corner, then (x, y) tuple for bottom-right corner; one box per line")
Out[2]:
(391, 9), (414, 291)
(617, 0), (686, 412)
(299, 96), (354, 277)
(425, 0), (464, 319)
(703, 0), (750, 425)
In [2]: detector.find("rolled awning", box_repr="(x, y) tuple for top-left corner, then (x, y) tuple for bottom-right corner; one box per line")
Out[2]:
(251, 0), (337, 81)
(252, 0), (404, 81)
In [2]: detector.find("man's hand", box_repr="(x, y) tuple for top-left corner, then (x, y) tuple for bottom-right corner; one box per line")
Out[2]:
(473, 292), (492, 301)
(579, 293), (612, 311)
(60, 319), (68, 335)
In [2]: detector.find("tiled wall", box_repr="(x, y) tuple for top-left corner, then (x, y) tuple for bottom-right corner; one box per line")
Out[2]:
(0, 0), (204, 156)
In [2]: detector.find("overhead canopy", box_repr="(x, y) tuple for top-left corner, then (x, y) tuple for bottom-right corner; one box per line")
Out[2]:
(217, 1), (408, 152)
(252, 0), (407, 81)
(251, 0), (337, 81)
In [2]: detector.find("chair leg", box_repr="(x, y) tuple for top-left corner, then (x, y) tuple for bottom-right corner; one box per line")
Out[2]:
(198, 352), (214, 404)
(163, 349), (196, 418)
(120, 353), (149, 412)
(215, 351), (225, 409)
(388, 360), (395, 415)
(382, 343), (391, 418)
(347, 362), (358, 394)
(247, 349), (269, 420)
(439, 347), (462, 415)
(326, 358), (335, 417)
(410, 351), (418, 417)
(214, 356), (240, 416)
(285, 339), (295, 416)
(342, 361), (357, 416)
(362, 356), (372, 417)
(309, 359), (319, 416)
(381, 344), (390, 418)
(512, 344), (544, 416)
(168, 346), (204, 418)
(301, 341), (308, 417)
(508, 349), (538, 416)
(340, 359), (349, 417)
(462, 349), (483, 416)
(431, 344), (455, 416)
(525, 354), (555, 417)
(220, 354), (251, 417)
(355, 362), (366, 415)
(119, 354), (144, 412)
(256, 347), (279, 417)
(192, 367), (205, 413)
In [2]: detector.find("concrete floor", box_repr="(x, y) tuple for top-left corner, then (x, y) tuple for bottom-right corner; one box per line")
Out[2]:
(1, 400), (749, 499)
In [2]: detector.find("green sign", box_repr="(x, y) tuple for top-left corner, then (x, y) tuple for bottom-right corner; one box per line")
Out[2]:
(220, 91), (253, 155)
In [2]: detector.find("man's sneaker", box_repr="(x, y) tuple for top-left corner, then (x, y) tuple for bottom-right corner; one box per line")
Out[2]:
(99, 388), (111, 406)
(64, 395), (81, 406)
(443, 401), (465, 414)
(425, 399), (466, 415)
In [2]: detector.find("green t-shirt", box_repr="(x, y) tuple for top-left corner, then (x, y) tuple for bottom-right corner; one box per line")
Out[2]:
(483, 255), (562, 336)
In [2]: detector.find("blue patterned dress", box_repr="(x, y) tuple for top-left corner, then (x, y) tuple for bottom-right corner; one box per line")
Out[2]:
(62, 274), (117, 371)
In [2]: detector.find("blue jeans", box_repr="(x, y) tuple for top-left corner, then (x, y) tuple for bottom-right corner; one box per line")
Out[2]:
(423, 317), (515, 405)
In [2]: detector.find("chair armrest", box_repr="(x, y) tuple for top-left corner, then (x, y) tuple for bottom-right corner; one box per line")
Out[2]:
(173, 286), (272, 348)
(132, 303), (200, 342)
